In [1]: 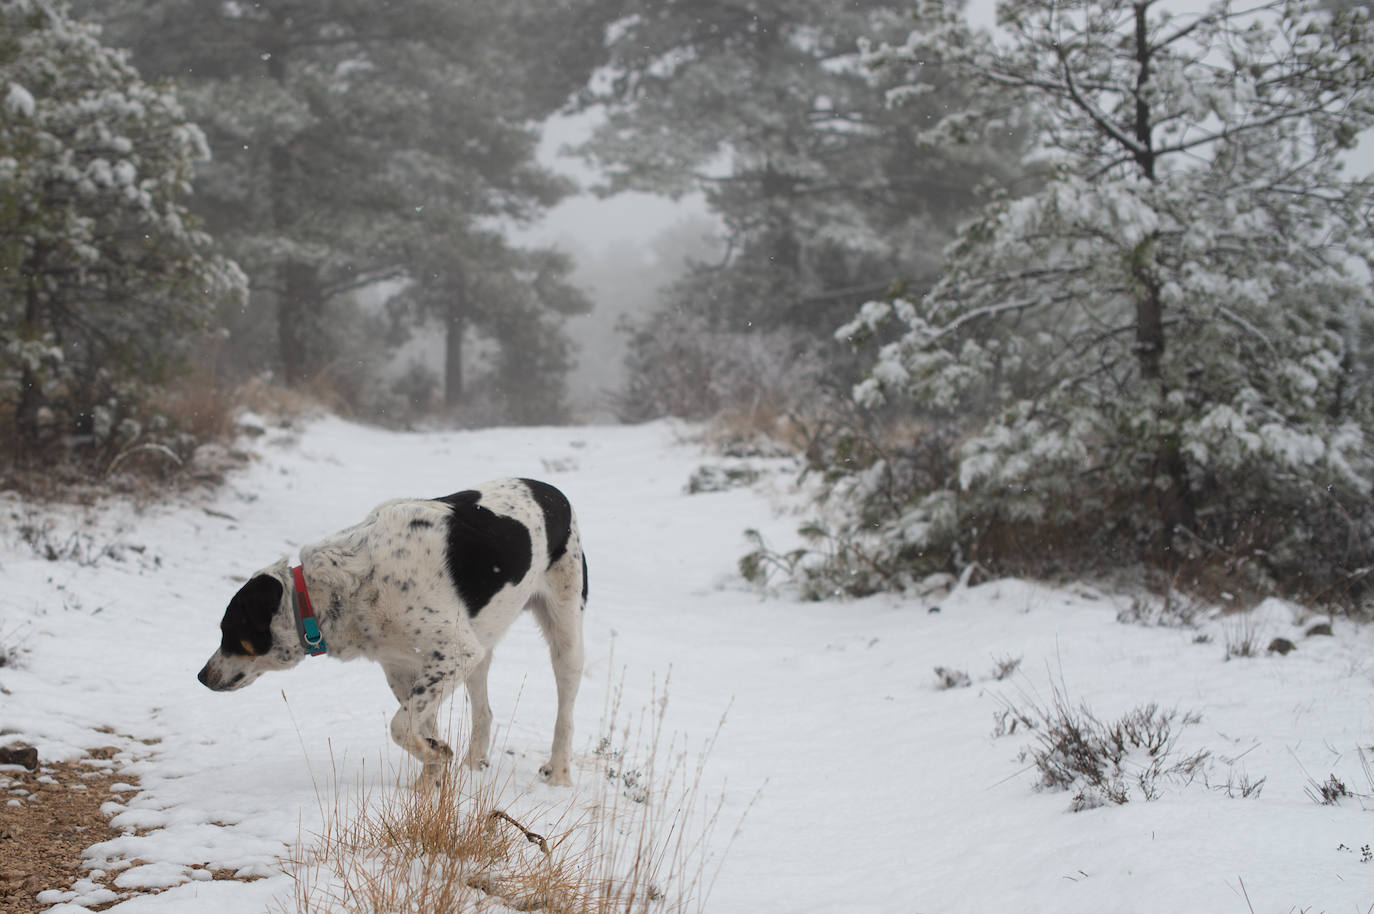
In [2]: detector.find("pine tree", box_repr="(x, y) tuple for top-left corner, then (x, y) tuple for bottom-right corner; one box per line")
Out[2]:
(0, 0), (246, 469)
(805, 0), (1374, 597)
(84, 0), (612, 415)
(578, 0), (1025, 417)
(392, 223), (590, 422)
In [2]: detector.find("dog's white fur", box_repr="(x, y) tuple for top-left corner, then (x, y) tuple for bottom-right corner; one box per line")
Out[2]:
(199, 479), (585, 786)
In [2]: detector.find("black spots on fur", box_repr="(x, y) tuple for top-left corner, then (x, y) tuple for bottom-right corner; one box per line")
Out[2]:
(411, 671), (445, 697)
(219, 574), (282, 656)
(581, 552), (589, 608)
(520, 478), (573, 567)
(431, 651), (445, 661)
(434, 490), (532, 617)
(410, 518), (434, 531)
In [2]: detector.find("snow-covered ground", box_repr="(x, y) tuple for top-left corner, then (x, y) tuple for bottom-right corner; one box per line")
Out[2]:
(2, 417), (1373, 913)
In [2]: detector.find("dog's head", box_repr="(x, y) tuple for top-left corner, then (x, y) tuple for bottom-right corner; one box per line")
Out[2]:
(198, 560), (303, 691)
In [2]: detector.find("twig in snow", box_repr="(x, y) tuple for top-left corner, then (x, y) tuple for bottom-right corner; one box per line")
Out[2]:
(490, 810), (550, 855)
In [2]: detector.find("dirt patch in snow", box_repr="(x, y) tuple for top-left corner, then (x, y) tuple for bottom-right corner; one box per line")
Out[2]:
(0, 746), (266, 913)
(0, 750), (125, 913)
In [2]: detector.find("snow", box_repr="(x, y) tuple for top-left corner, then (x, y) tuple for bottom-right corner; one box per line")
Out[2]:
(5, 82), (35, 118)
(1, 417), (1373, 912)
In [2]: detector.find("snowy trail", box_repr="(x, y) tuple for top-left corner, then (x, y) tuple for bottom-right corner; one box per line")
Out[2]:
(3, 417), (1374, 913)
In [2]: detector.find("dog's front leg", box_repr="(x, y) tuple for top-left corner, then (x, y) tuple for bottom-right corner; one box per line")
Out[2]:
(385, 661), (460, 787)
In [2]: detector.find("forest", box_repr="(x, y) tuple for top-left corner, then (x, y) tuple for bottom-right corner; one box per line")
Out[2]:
(3, 0), (1374, 606)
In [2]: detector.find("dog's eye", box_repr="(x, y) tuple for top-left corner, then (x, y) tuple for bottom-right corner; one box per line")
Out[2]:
(239, 639), (258, 656)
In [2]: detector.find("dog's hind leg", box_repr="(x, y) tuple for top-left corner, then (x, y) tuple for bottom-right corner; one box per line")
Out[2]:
(461, 649), (493, 771)
(530, 576), (584, 787)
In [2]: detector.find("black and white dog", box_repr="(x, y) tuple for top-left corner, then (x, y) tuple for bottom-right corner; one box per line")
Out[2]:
(197, 478), (586, 786)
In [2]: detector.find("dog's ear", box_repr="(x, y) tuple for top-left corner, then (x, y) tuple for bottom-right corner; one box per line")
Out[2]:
(238, 574), (284, 632)
(222, 574), (284, 655)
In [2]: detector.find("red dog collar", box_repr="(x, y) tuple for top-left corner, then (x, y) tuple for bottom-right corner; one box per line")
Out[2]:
(291, 565), (327, 656)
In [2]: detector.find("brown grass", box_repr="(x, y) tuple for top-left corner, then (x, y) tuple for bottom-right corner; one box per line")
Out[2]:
(286, 675), (749, 914)
(151, 366), (242, 445)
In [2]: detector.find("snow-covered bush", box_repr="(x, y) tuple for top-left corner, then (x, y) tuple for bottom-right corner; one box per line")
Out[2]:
(0, 0), (246, 474)
(774, 0), (1374, 603)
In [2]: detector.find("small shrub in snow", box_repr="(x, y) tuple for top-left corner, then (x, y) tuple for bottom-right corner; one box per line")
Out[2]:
(989, 654), (1022, 681)
(1222, 613), (1262, 661)
(686, 464), (761, 495)
(1004, 685), (1208, 812)
(0, 622), (25, 670)
(933, 666), (971, 690)
(739, 528), (810, 594)
(1305, 774), (1353, 807)
(992, 706), (1037, 739)
(16, 516), (103, 566)
(593, 736), (649, 805)
(1116, 590), (1205, 630)
(1335, 843), (1373, 864)
(1212, 770), (1266, 800)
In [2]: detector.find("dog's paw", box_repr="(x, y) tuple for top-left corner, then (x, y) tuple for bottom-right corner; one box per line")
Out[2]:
(539, 762), (572, 787)
(424, 737), (454, 759)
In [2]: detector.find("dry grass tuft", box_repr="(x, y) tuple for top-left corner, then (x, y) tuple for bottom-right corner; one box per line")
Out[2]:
(151, 366), (243, 446)
(287, 675), (748, 914)
(231, 375), (334, 426)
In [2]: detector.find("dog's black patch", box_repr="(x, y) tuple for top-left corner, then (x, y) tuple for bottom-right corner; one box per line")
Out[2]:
(435, 490), (532, 616)
(219, 574), (282, 656)
(520, 478), (572, 566)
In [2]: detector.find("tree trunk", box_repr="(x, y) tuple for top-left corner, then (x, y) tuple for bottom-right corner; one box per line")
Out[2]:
(277, 260), (322, 386)
(1130, 0), (1195, 555)
(14, 244), (47, 466)
(444, 272), (469, 411)
(263, 37), (327, 387)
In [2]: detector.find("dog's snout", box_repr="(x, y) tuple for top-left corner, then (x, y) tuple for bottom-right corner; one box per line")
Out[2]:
(199, 661), (248, 691)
